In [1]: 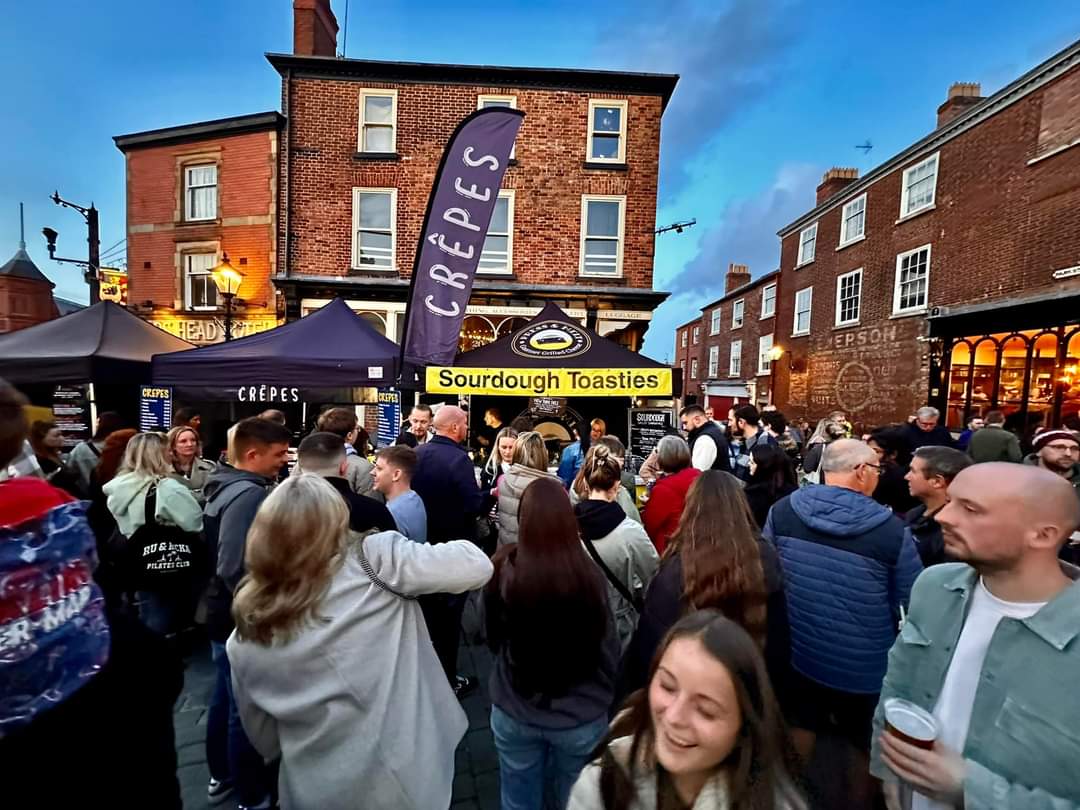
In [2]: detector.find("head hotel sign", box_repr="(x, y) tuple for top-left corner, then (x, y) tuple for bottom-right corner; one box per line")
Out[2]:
(426, 318), (673, 397)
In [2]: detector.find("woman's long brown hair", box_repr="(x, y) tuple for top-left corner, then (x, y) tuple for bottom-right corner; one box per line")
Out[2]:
(487, 476), (608, 697)
(665, 470), (767, 649)
(598, 610), (806, 810)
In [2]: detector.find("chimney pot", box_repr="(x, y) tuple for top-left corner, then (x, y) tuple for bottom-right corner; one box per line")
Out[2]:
(937, 82), (983, 128)
(725, 263), (752, 294)
(294, 0), (338, 57)
(815, 167), (860, 205)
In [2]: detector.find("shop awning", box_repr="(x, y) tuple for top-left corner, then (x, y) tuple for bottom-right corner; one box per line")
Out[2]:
(151, 297), (398, 389)
(0, 301), (194, 384)
(425, 302), (674, 397)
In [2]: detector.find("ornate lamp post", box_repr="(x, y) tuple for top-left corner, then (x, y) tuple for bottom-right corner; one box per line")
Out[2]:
(211, 253), (244, 342)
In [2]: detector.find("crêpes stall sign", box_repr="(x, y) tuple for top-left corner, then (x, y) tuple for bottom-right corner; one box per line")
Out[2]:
(426, 302), (673, 397)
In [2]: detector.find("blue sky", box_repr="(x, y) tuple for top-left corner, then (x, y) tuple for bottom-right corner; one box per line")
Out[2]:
(2, 1), (1078, 360)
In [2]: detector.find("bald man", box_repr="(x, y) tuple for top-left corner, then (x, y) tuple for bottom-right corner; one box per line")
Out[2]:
(411, 405), (485, 697)
(872, 463), (1080, 810)
(763, 438), (923, 807)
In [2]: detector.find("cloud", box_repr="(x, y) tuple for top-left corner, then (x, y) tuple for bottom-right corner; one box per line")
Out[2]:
(597, 0), (803, 195)
(642, 162), (821, 359)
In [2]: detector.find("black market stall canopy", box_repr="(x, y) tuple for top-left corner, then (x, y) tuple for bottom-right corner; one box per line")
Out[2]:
(426, 302), (675, 397)
(0, 301), (194, 384)
(151, 297), (399, 399)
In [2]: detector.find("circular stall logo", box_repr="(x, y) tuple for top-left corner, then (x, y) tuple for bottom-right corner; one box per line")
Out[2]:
(512, 321), (592, 359)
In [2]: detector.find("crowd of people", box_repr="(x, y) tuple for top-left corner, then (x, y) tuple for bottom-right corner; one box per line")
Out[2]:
(1, 379), (1078, 810)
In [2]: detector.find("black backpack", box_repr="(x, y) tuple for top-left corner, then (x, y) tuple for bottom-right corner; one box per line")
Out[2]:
(111, 482), (203, 592)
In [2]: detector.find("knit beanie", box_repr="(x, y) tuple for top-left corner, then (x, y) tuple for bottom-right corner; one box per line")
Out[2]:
(1032, 429), (1080, 453)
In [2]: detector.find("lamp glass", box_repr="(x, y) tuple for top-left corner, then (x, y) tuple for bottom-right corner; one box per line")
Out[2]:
(769, 346), (784, 361)
(211, 256), (244, 296)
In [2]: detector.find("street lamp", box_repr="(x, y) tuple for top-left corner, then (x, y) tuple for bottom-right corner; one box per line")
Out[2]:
(768, 345), (786, 406)
(42, 191), (102, 304)
(211, 253), (244, 341)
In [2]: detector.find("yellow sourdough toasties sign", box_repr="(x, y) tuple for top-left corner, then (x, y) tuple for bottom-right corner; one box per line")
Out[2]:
(425, 367), (673, 396)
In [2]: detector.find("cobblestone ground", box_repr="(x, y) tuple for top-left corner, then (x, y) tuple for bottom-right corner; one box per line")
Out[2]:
(173, 639), (500, 810)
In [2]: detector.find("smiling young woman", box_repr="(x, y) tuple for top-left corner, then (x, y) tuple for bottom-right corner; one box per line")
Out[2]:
(568, 610), (806, 810)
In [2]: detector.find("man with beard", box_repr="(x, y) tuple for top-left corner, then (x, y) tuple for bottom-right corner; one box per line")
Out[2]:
(871, 463), (1080, 810)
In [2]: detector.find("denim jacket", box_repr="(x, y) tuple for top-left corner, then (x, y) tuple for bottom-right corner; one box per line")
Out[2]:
(870, 562), (1080, 808)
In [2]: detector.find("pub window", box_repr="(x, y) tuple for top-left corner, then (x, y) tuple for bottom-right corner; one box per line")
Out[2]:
(352, 188), (396, 270)
(358, 89), (397, 153)
(580, 195), (625, 276)
(793, 287), (813, 336)
(839, 193), (866, 245)
(690, 357), (698, 379)
(681, 330), (687, 348)
(478, 191), (514, 274)
(893, 244), (931, 314)
(692, 325), (700, 344)
(708, 345), (719, 377)
(710, 308), (721, 335)
(758, 333), (773, 375)
(732, 299), (744, 329)
(184, 164), (217, 221)
(761, 283), (777, 318)
(587, 99), (628, 163)
(185, 252), (219, 311)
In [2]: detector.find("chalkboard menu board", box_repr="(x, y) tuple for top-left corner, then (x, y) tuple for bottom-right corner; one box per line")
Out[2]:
(529, 397), (567, 417)
(52, 385), (92, 451)
(377, 389), (402, 448)
(139, 386), (173, 432)
(628, 408), (675, 463)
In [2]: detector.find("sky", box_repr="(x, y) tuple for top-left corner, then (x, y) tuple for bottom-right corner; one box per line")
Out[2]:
(2, 1), (1078, 361)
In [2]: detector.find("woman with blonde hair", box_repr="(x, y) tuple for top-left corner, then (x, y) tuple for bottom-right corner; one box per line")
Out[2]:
(167, 425), (216, 499)
(103, 431), (204, 635)
(496, 430), (561, 547)
(481, 425), (519, 494)
(227, 474), (493, 810)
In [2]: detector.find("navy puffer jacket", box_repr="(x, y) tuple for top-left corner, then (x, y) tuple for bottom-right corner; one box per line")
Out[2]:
(763, 484), (922, 694)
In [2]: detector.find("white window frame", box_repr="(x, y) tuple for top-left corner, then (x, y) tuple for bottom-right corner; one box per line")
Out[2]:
(587, 99), (628, 163)
(681, 330), (687, 348)
(478, 95), (518, 158)
(579, 194), (626, 277)
(793, 287), (813, 336)
(351, 187), (397, 271)
(797, 222), (817, 266)
(839, 193), (867, 246)
(835, 268), (863, 327)
(183, 251), (219, 311)
(731, 299), (745, 329)
(357, 89), (398, 154)
(708, 346), (719, 378)
(478, 190), (515, 275)
(709, 308), (721, 335)
(184, 164), (217, 222)
(899, 152), (939, 218)
(690, 358), (698, 379)
(757, 334), (774, 376)
(729, 340), (742, 378)
(893, 244), (932, 314)
(692, 325), (700, 344)
(760, 282), (777, 318)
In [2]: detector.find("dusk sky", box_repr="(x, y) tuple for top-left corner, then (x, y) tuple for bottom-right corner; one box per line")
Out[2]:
(2, 1), (1078, 360)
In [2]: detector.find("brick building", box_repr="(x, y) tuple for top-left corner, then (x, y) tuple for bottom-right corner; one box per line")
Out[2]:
(114, 112), (284, 344)
(270, 0), (678, 351)
(0, 207), (58, 333)
(677, 38), (1080, 433)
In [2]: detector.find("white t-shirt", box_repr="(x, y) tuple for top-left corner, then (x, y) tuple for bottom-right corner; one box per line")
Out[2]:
(912, 579), (1045, 810)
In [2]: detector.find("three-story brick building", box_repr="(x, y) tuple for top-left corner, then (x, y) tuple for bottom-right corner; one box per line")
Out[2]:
(270, 0), (678, 351)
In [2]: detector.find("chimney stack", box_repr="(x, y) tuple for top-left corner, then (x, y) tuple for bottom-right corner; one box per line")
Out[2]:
(937, 82), (983, 128)
(816, 167), (859, 205)
(725, 263), (751, 294)
(294, 0), (338, 57)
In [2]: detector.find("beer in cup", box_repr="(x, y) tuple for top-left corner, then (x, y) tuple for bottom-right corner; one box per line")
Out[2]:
(884, 698), (938, 750)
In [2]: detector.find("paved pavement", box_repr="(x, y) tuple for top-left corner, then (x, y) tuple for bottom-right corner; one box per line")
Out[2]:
(173, 639), (500, 810)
